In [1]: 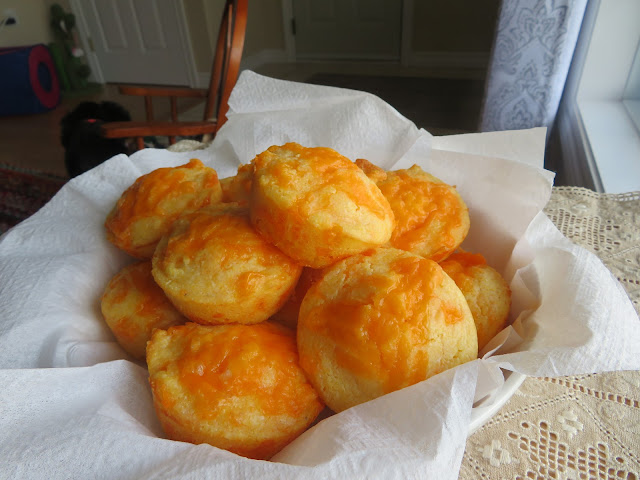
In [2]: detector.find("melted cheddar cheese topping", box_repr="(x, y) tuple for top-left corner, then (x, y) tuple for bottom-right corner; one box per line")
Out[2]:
(301, 250), (468, 394)
(377, 166), (469, 262)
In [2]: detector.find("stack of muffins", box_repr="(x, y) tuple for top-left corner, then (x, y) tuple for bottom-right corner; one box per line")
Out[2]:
(100, 143), (511, 460)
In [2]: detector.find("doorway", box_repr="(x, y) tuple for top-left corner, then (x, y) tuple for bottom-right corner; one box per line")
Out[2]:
(70, 0), (196, 86)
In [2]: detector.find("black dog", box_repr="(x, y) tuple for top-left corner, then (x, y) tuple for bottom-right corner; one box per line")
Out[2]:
(60, 101), (132, 178)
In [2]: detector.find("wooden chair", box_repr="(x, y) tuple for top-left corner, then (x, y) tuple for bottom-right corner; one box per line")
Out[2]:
(100, 0), (248, 151)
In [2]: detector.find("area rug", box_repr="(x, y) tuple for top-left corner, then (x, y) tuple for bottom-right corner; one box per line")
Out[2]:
(0, 164), (67, 234)
(306, 73), (485, 133)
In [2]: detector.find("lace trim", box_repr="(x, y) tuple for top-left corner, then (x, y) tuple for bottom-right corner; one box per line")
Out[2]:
(462, 186), (640, 479)
(543, 186), (640, 313)
(543, 377), (640, 409)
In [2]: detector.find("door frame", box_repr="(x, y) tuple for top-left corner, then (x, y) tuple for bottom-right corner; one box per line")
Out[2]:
(281, 0), (414, 66)
(68, 0), (200, 87)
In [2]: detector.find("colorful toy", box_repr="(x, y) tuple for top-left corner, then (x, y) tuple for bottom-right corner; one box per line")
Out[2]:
(0, 44), (60, 116)
(48, 3), (93, 93)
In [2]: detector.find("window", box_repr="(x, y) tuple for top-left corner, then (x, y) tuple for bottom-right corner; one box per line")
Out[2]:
(557, 0), (640, 193)
(623, 44), (640, 133)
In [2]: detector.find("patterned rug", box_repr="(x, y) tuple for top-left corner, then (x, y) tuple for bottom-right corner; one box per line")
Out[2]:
(0, 165), (68, 234)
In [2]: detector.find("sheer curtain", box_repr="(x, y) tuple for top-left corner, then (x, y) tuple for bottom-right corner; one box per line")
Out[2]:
(480, 0), (588, 133)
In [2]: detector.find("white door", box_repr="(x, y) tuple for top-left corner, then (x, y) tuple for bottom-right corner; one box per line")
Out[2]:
(74, 0), (193, 86)
(292, 0), (403, 61)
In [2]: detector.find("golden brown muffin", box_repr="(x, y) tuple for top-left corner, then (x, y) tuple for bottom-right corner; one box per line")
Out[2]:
(270, 267), (325, 330)
(439, 251), (511, 351)
(250, 143), (395, 268)
(147, 322), (324, 459)
(355, 158), (387, 183)
(105, 159), (222, 259)
(100, 261), (186, 359)
(152, 203), (302, 325)
(220, 163), (254, 206)
(376, 165), (470, 262)
(297, 247), (478, 413)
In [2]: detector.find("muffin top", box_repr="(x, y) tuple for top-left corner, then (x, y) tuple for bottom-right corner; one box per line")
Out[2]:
(105, 159), (222, 258)
(250, 143), (395, 268)
(376, 165), (469, 262)
(152, 203), (301, 325)
(147, 322), (324, 459)
(298, 247), (478, 412)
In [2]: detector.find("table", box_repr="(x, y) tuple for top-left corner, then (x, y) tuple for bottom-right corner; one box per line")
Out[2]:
(460, 187), (640, 479)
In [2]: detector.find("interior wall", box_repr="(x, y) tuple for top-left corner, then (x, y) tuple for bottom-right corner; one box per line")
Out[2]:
(181, 0), (500, 75)
(243, 0), (285, 57)
(182, 0), (216, 74)
(183, 0), (285, 76)
(202, 1), (224, 52)
(0, 0), (499, 78)
(0, 0), (72, 48)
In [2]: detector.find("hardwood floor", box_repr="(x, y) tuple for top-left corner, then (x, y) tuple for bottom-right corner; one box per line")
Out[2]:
(0, 84), (205, 177)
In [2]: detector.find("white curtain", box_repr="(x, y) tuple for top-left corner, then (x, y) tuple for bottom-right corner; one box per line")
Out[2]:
(480, 0), (588, 133)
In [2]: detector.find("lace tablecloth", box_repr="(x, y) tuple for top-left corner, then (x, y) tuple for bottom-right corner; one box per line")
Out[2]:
(460, 187), (640, 480)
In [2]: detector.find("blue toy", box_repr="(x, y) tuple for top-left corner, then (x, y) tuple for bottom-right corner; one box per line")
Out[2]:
(0, 44), (61, 116)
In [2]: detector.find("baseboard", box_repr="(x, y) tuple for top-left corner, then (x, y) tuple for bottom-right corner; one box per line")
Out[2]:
(408, 51), (490, 70)
(237, 48), (489, 75)
(191, 49), (289, 88)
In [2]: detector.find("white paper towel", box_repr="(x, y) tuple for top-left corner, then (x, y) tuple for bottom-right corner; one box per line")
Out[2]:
(1, 71), (638, 479)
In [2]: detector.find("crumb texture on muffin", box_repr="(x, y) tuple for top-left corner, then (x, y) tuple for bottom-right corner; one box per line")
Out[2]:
(152, 203), (302, 325)
(147, 322), (324, 459)
(101, 261), (185, 359)
(220, 163), (254, 206)
(439, 251), (511, 350)
(250, 143), (395, 268)
(377, 165), (469, 262)
(270, 266), (326, 329)
(297, 247), (478, 412)
(105, 159), (222, 258)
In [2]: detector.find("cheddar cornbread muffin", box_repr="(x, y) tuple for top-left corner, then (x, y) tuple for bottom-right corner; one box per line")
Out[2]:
(220, 163), (254, 206)
(250, 143), (395, 268)
(100, 261), (185, 359)
(147, 322), (324, 459)
(355, 158), (387, 183)
(270, 267), (325, 330)
(105, 159), (222, 258)
(152, 203), (302, 325)
(297, 247), (478, 412)
(376, 165), (470, 262)
(439, 251), (511, 351)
